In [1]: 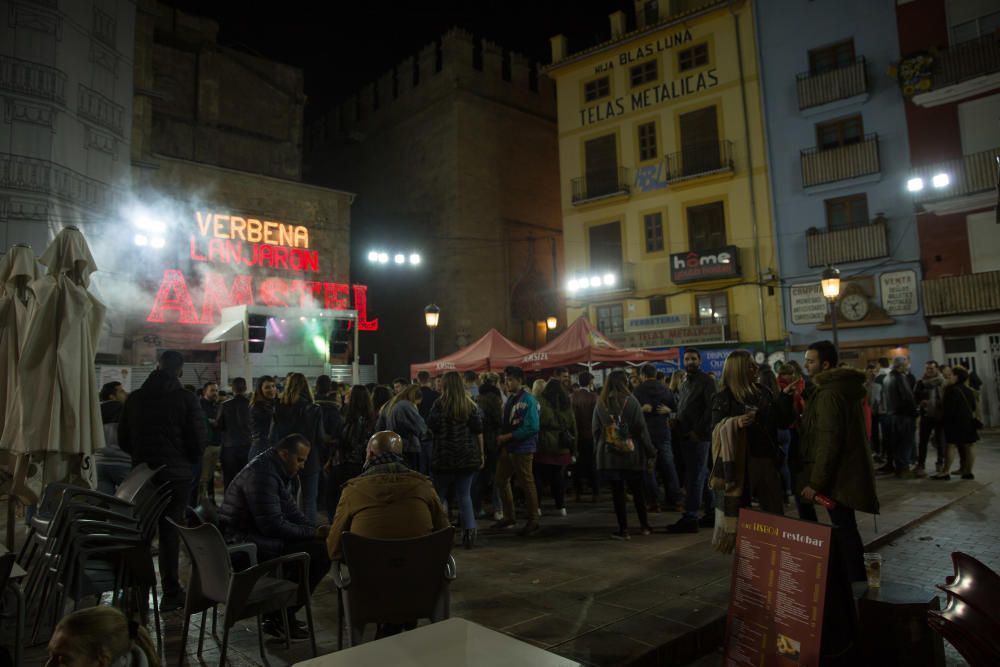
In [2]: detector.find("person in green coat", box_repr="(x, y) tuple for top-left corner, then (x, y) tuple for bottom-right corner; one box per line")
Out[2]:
(533, 378), (577, 516)
(798, 340), (879, 583)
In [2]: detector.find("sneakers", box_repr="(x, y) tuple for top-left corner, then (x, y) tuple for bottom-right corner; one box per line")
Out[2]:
(930, 473), (951, 480)
(518, 521), (541, 536)
(493, 511), (504, 521)
(640, 526), (653, 536)
(537, 507), (543, 518)
(160, 589), (186, 612)
(557, 507), (567, 517)
(610, 531), (630, 541)
(666, 517), (699, 534)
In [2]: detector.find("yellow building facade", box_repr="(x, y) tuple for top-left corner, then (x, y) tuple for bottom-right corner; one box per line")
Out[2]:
(546, 0), (782, 360)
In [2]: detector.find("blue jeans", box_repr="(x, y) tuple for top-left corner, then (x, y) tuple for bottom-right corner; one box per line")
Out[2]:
(298, 472), (319, 525)
(681, 439), (710, 519)
(97, 462), (130, 496)
(891, 415), (915, 470)
(434, 471), (476, 530)
(644, 437), (682, 505)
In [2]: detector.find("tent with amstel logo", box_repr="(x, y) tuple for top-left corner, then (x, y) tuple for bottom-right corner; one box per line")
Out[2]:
(409, 328), (532, 377)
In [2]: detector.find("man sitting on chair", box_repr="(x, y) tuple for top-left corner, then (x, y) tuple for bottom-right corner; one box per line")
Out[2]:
(219, 433), (331, 640)
(327, 430), (448, 560)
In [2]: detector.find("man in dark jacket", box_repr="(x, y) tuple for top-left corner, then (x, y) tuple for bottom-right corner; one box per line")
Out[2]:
(799, 340), (878, 583)
(633, 364), (681, 512)
(216, 377), (251, 490)
(914, 360), (946, 474)
(883, 356), (918, 478)
(668, 349), (716, 533)
(198, 381), (222, 505)
(571, 372), (600, 502)
(118, 350), (208, 610)
(219, 433), (331, 640)
(96, 381), (131, 495)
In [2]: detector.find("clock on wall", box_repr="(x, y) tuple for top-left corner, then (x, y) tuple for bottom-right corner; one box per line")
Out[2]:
(839, 293), (870, 321)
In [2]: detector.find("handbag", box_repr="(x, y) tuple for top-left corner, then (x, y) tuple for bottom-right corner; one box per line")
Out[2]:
(604, 402), (635, 455)
(962, 389), (984, 431)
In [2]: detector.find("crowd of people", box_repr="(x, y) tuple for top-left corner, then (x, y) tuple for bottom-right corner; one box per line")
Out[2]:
(86, 341), (985, 649)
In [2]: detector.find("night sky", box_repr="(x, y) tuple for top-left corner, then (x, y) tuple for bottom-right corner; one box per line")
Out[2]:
(167, 0), (632, 115)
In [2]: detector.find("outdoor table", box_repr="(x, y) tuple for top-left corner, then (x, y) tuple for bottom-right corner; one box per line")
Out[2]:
(292, 617), (581, 667)
(856, 581), (945, 667)
(0, 544), (26, 667)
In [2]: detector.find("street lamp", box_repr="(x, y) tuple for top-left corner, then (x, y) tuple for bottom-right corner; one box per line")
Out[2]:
(546, 316), (558, 330)
(424, 303), (440, 361)
(821, 265), (842, 353)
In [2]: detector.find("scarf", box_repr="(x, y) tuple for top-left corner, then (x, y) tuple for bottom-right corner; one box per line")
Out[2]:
(709, 417), (746, 554)
(361, 451), (407, 473)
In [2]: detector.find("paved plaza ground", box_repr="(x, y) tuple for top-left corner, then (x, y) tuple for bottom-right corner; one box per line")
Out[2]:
(16, 434), (999, 666)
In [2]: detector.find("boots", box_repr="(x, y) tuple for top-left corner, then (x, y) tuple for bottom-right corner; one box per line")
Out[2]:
(462, 528), (477, 549)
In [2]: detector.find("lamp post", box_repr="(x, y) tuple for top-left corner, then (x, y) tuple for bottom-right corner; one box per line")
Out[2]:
(424, 304), (440, 361)
(546, 316), (558, 331)
(821, 266), (842, 353)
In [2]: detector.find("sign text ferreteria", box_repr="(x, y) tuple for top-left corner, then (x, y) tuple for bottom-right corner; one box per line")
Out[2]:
(670, 246), (740, 284)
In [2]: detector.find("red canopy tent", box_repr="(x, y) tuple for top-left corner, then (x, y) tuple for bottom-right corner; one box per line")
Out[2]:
(409, 328), (532, 377)
(493, 316), (679, 372)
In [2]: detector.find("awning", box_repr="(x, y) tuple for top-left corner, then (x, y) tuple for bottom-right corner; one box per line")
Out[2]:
(201, 318), (244, 344)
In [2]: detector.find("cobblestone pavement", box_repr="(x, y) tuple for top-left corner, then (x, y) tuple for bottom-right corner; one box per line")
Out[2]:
(14, 434), (998, 666)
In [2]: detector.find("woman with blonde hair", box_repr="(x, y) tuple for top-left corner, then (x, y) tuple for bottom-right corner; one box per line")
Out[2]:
(711, 350), (789, 515)
(427, 371), (484, 547)
(377, 383), (428, 472)
(46, 606), (160, 666)
(531, 378), (546, 397)
(668, 370), (686, 394)
(271, 372), (325, 523)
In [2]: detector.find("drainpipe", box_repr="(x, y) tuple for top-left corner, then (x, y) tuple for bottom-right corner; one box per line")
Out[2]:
(730, 0), (768, 353)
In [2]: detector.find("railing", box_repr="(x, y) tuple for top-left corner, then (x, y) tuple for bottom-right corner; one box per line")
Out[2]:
(909, 146), (1000, 203)
(930, 32), (1000, 91)
(571, 167), (630, 204)
(801, 133), (880, 187)
(806, 220), (889, 268)
(796, 57), (868, 110)
(922, 270), (1000, 317)
(664, 140), (735, 182)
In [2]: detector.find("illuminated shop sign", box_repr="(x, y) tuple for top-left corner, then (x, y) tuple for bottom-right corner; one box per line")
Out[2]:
(670, 246), (741, 284)
(146, 210), (377, 330)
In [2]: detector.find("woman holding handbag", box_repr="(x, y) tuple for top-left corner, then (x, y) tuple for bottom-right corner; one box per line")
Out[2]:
(932, 366), (980, 480)
(593, 370), (657, 540)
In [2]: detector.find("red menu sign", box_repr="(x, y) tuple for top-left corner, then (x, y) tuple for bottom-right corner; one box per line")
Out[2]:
(724, 509), (832, 666)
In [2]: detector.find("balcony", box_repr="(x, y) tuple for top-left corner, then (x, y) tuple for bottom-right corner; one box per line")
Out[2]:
(806, 219), (889, 268)
(664, 140), (735, 183)
(796, 57), (868, 111)
(908, 146), (1000, 215)
(912, 32), (1000, 107)
(801, 134), (880, 189)
(571, 167), (630, 205)
(922, 270), (1000, 317)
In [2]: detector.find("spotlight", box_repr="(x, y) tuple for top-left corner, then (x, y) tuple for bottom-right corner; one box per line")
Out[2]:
(150, 237), (165, 249)
(409, 253), (421, 265)
(368, 250), (379, 262)
(932, 173), (950, 188)
(589, 276), (601, 288)
(377, 252), (389, 264)
(133, 234), (148, 247)
(602, 273), (616, 286)
(394, 253), (405, 264)
(567, 279), (579, 292)
(906, 177), (924, 192)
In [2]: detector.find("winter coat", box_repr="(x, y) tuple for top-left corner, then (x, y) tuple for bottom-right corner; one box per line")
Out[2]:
(711, 385), (791, 460)
(270, 398), (326, 476)
(797, 367), (878, 514)
(326, 461), (449, 559)
(376, 400), (427, 454)
(338, 414), (375, 466)
(219, 449), (316, 560)
(502, 388), (540, 454)
(536, 396), (578, 458)
(476, 385), (504, 454)
(118, 369), (208, 480)
(592, 394), (656, 472)
(915, 374), (946, 419)
(676, 370), (716, 441)
(632, 379), (676, 443)
(418, 386), (440, 422)
(571, 388), (599, 446)
(216, 394), (252, 449)
(884, 370), (918, 417)
(201, 398), (221, 446)
(97, 400), (130, 466)
(427, 400), (484, 472)
(941, 384), (980, 445)
(315, 395), (344, 453)
(249, 400), (274, 456)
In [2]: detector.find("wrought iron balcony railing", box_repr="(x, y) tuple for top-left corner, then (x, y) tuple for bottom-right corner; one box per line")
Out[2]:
(571, 167), (631, 204)
(796, 57), (868, 110)
(929, 32), (1000, 91)
(922, 270), (1000, 317)
(664, 140), (735, 183)
(800, 133), (880, 188)
(806, 219), (889, 268)
(909, 146), (1000, 204)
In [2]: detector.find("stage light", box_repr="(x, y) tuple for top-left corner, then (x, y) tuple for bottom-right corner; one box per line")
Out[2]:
(134, 234), (148, 247)
(394, 253), (405, 264)
(150, 237), (165, 249)
(906, 177), (924, 192)
(409, 253), (421, 265)
(368, 250), (379, 262)
(602, 273), (616, 286)
(932, 173), (950, 188)
(567, 279), (579, 292)
(377, 252), (389, 264)
(589, 276), (601, 288)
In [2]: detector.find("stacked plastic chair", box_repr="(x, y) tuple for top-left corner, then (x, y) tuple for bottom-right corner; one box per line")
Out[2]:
(927, 551), (1000, 665)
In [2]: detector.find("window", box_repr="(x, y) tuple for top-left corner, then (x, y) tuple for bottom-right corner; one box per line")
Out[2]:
(679, 105), (721, 175)
(649, 297), (667, 316)
(825, 194), (869, 230)
(678, 43), (710, 72)
(816, 115), (863, 150)
(643, 0), (660, 27)
(584, 134), (619, 198)
(584, 76), (610, 102)
(947, 0), (1000, 45)
(687, 201), (726, 251)
(637, 121), (658, 162)
(697, 292), (729, 326)
(589, 221), (623, 275)
(808, 39), (855, 75)
(630, 60), (658, 87)
(643, 212), (664, 253)
(596, 303), (625, 334)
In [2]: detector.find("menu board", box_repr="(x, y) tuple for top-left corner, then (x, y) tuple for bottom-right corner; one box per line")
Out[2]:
(724, 509), (832, 666)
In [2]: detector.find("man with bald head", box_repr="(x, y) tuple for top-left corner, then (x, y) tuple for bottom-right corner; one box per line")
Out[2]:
(327, 431), (449, 560)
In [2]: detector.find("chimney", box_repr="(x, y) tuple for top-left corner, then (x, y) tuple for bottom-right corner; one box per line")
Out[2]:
(550, 34), (567, 63)
(609, 11), (626, 39)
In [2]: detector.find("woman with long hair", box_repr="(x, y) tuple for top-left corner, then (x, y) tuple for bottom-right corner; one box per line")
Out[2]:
(327, 384), (376, 519)
(371, 384), (393, 414)
(247, 375), (278, 460)
(427, 371), (484, 547)
(534, 378), (577, 517)
(593, 370), (656, 539)
(47, 606), (160, 667)
(377, 384), (428, 472)
(932, 366), (980, 480)
(711, 350), (788, 515)
(475, 372), (504, 519)
(271, 372), (325, 524)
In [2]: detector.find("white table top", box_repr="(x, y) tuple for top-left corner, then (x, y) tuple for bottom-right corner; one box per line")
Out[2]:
(292, 617), (581, 667)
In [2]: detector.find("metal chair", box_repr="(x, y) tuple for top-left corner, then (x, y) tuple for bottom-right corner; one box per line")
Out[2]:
(928, 594), (1000, 664)
(332, 527), (457, 648)
(169, 518), (318, 666)
(936, 551), (1000, 629)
